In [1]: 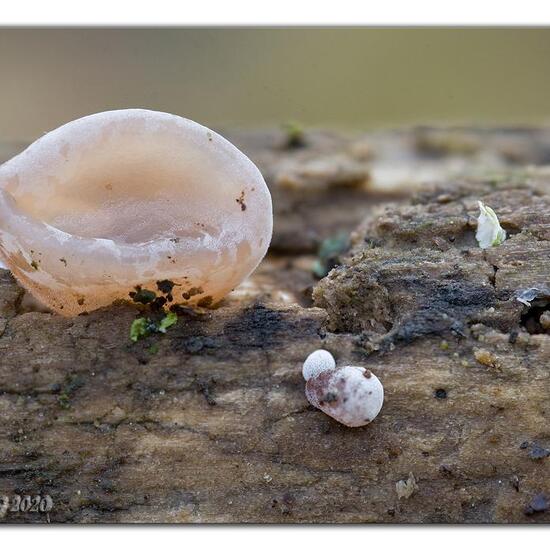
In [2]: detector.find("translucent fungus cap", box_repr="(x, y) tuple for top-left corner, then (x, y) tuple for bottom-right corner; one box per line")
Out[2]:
(0, 109), (273, 315)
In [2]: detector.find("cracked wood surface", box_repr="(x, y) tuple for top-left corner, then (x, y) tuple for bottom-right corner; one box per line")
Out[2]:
(0, 128), (550, 523)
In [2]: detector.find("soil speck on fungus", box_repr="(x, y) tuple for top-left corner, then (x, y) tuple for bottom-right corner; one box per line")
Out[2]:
(156, 279), (176, 295)
(197, 295), (213, 308)
(129, 286), (157, 305)
(236, 190), (247, 211)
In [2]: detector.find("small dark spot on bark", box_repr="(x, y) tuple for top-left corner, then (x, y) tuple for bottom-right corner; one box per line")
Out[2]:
(150, 296), (168, 312)
(520, 441), (530, 449)
(525, 494), (549, 515)
(77, 297), (85, 306)
(519, 287), (550, 334)
(59, 258), (67, 267)
(56, 373), (85, 409)
(195, 377), (216, 406)
(387, 446), (401, 459)
(528, 444), (550, 460)
(434, 388), (447, 399)
(30, 260), (39, 270)
(169, 304), (203, 318)
(282, 492), (295, 506)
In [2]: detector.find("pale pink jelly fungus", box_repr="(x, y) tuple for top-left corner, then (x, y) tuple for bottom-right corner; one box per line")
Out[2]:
(0, 109), (273, 316)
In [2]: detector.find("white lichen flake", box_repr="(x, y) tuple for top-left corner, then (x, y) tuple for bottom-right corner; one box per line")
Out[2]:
(476, 201), (506, 249)
(302, 350), (384, 427)
(396, 472), (418, 500)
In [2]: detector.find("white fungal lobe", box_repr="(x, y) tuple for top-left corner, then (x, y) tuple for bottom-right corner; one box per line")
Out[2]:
(0, 109), (272, 315)
(302, 349), (336, 381)
(476, 200), (506, 249)
(302, 350), (384, 427)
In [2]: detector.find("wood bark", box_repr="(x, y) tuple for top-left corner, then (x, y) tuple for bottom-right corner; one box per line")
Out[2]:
(0, 128), (549, 523)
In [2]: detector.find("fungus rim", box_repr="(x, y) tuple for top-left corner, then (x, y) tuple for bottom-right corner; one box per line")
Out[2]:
(0, 109), (273, 253)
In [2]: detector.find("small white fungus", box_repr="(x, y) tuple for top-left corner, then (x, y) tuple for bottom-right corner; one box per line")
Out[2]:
(476, 201), (506, 249)
(302, 349), (336, 381)
(303, 355), (384, 427)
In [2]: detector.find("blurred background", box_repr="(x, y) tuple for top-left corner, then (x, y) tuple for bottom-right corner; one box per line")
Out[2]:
(1, 27), (550, 142)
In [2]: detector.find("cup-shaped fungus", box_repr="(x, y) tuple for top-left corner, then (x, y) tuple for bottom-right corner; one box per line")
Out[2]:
(0, 109), (272, 315)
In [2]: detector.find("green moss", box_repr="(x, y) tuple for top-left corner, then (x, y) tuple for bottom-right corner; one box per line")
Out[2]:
(158, 311), (177, 333)
(130, 317), (154, 342)
(282, 121), (306, 149)
(482, 168), (530, 188)
(56, 374), (85, 409)
(415, 220), (435, 230)
(148, 343), (159, 355)
(58, 393), (70, 409)
(313, 231), (350, 278)
(130, 312), (178, 342)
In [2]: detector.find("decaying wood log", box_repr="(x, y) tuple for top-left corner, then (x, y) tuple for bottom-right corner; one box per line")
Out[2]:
(0, 128), (549, 523)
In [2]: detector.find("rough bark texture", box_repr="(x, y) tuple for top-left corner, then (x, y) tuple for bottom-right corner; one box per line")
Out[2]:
(0, 127), (549, 523)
